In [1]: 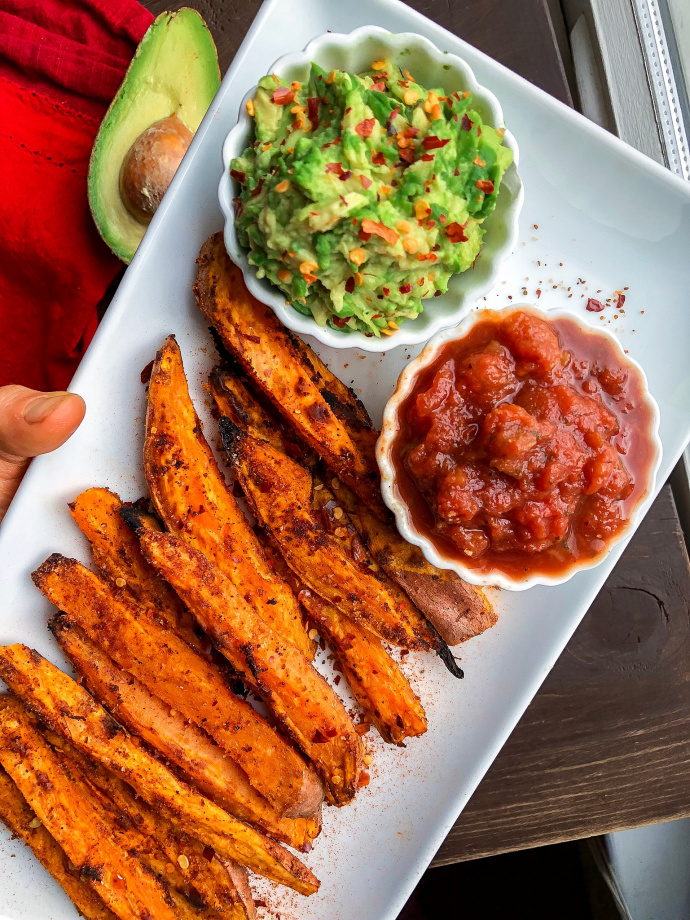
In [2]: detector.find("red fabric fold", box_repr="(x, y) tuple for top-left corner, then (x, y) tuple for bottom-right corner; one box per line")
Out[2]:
(0, 0), (154, 390)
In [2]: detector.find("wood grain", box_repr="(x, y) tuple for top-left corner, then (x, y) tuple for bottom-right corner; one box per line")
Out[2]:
(144, 0), (573, 106)
(434, 485), (690, 863)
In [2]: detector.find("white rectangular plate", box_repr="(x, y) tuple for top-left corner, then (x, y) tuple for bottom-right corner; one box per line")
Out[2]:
(2, 0), (690, 918)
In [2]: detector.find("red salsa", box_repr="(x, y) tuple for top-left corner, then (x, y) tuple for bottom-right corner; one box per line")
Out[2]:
(392, 309), (657, 581)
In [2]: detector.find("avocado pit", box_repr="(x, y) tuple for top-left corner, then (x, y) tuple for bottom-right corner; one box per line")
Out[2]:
(119, 114), (193, 225)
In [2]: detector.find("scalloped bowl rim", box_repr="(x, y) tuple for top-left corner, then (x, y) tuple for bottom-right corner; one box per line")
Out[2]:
(219, 25), (524, 352)
(376, 303), (663, 591)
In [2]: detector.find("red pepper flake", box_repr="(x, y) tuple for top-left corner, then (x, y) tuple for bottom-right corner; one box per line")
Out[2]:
(307, 96), (320, 128)
(586, 298), (605, 312)
(476, 179), (495, 194)
(398, 147), (415, 164)
(536, 288), (542, 298)
(334, 674), (341, 686)
(420, 153), (435, 162)
(371, 81), (386, 92)
(312, 727), (338, 743)
(400, 648), (410, 657)
(399, 282), (413, 294)
(140, 360), (154, 384)
(372, 313), (382, 319)
(358, 228), (372, 241)
(339, 170), (352, 181)
(616, 293), (626, 308)
(371, 151), (387, 165)
(272, 86), (294, 105)
(358, 771), (370, 788)
(355, 722), (371, 736)
(250, 177), (265, 198)
(461, 114), (474, 131)
(345, 277), (355, 294)
(360, 174), (372, 189)
(422, 135), (450, 150)
(332, 315), (349, 328)
(326, 161), (344, 175)
(387, 105), (400, 124)
(322, 137), (342, 148)
(355, 118), (375, 137)
(427, 219), (436, 229)
(202, 847), (215, 862)
(382, 287), (390, 296)
(230, 168), (246, 184)
(439, 214), (447, 223)
(344, 106), (352, 115)
(445, 221), (468, 243)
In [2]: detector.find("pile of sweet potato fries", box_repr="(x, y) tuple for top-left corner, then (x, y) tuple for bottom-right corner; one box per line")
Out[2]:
(0, 232), (496, 920)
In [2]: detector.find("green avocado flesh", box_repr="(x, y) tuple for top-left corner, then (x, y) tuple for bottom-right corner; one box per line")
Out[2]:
(231, 61), (513, 336)
(88, 9), (220, 263)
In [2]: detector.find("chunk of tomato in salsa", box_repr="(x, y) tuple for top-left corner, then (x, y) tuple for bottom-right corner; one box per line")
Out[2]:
(394, 309), (655, 579)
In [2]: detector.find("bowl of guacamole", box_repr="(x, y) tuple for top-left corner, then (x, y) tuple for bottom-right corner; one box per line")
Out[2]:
(220, 27), (522, 351)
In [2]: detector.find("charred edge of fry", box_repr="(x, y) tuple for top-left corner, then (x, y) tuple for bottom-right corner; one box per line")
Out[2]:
(119, 504), (165, 537)
(219, 416), (245, 465)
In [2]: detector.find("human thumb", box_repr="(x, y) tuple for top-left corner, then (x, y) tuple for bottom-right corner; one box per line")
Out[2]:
(0, 386), (86, 521)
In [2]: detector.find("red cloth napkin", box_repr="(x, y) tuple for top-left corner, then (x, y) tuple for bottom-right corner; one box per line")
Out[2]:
(0, 0), (154, 391)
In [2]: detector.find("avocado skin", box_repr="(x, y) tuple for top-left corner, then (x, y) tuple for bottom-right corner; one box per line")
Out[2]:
(88, 9), (220, 264)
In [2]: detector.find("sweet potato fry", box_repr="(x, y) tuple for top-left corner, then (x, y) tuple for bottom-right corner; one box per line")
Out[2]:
(0, 699), (179, 920)
(144, 335), (313, 661)
(69, 487), (204, 652)
(222, 424), (458, 667)
(298, 591), (427, 745)
(32, 553), (322, 819)
(0, 762), (119, 920)
(329, 478), (497, 646)
(210, 366), (317, 468)
(210, 355), (493, 648)
(40, 719), (252, 918)
(0, 645), (320, 896)
(141, 531), (364, 806)
(52, 617), (319, 851)
(193, 233), (387, 518)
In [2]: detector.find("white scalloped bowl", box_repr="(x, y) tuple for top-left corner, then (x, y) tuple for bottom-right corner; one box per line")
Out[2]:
(377, 304), (663, 590)
(219, 26), (523, 352)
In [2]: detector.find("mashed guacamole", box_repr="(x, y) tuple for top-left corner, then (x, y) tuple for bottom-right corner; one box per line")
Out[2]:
(231, 59), (513, 336)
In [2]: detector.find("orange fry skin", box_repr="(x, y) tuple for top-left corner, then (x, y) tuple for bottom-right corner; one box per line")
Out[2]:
(299, 591), (427, 746)
(52, 617), (320, 851)
(69, 486), (203, 652)
(0, 645), (320, 896)
(144, 334), (313, 661)
(329, 478), (496, 646)
(194, 233), (387, 519)
(141, 531), (364, 807)
(31, 554), (323, 820)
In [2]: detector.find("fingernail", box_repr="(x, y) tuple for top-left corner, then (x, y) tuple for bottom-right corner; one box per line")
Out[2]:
(23, 393), (72, 424)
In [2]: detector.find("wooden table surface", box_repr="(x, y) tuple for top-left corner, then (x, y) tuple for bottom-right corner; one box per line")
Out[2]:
(145, 0), (690, 862)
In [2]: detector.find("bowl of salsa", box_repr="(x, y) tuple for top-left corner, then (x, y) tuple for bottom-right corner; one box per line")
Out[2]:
(378, 305), (662, 589)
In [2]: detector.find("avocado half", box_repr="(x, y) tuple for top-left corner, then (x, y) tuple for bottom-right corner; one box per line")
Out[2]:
(88, 9), (220, 263)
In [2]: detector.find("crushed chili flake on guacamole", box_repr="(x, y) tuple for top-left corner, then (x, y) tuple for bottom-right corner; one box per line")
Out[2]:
(231, 60), (513, 336)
